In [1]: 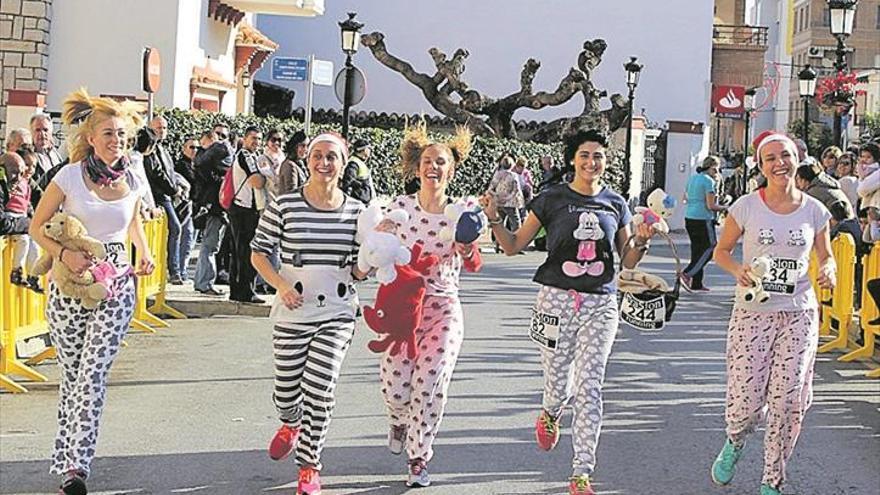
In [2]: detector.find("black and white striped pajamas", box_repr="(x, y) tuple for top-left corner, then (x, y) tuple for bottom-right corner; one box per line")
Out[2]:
(251, 192), (364, 470)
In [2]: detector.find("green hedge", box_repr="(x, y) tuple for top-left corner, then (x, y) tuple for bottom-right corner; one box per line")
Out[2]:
(158, 108), (624, 197)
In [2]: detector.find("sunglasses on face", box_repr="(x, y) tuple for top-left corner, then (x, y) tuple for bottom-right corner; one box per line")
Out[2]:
(215, 131), (228, 139)
(187, 145), (198, 150)
(270, 137), (283, 144)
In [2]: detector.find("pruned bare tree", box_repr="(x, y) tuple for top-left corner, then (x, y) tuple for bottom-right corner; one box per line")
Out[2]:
(361, 32), (629, 141)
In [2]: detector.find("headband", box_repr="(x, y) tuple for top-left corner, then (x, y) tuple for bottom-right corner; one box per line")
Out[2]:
(307, 133), (348, 162)
(754, 132), (797, 164)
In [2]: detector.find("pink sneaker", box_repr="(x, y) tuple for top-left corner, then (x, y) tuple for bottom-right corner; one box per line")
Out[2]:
(268, 424), (299, 461)
(534, 410), (560, 451)
(297, 466), (321, 495)
(569, 475), (596, 495)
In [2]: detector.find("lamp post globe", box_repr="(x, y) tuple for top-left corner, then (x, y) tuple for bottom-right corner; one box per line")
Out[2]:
(622, 56), (642, 201)
(827, 1), (857, 147)
(338, 12), (364, 139)
(798, 64), (818, 155)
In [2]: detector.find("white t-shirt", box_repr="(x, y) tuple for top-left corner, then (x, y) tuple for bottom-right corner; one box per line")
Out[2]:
(728, 191), (831, 312)
(51, 163), (142, 247)
(232, 150), (264, 210)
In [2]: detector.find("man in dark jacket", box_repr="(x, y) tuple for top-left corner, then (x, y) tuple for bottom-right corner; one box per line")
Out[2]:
(340, 139), (374, 204)
(146, 116), (183, 283)
(192, 124), (234, 295)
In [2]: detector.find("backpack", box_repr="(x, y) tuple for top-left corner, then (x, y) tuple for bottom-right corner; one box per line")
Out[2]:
(218, 155), (248, 210)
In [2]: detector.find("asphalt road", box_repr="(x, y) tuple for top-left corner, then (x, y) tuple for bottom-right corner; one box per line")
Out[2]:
(1, 247), (878, 495)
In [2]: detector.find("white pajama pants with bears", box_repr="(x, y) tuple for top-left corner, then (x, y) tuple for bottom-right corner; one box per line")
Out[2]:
(45, 276), (136, 478)
(380, 295), (463, 462)
(535, 285), (619, 477)
(272, 318), (355, 470)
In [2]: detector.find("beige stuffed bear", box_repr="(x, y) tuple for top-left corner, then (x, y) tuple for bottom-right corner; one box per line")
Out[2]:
(31, 212), (109, 309)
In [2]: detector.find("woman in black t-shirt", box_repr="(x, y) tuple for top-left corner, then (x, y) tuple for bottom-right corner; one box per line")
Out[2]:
(481, 129), (656, 495)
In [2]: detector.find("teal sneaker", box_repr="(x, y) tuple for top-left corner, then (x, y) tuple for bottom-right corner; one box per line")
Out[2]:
(760, 484), (781, 495)
(711, 438), (744, 485)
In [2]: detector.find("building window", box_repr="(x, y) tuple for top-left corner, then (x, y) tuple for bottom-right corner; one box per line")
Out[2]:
(876, 6), (880, 29)
(822, 7), (830, 27)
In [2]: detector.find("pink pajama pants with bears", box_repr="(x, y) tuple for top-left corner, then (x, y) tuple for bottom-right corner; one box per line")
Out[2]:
(724, 308), (818, 488)
(379, 295), (463, 462)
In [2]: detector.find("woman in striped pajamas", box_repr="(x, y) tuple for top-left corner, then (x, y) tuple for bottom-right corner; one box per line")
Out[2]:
(251, 132), (368, 495)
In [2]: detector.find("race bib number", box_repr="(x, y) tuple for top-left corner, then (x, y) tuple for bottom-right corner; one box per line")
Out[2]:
(763, 258), (799, 294)
(529, 309), (560, 350)
(104, 242), (129, 269)
(620, 292), (666, 331)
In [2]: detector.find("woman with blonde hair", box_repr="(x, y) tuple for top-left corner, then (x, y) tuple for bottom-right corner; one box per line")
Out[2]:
(29, 88), (154, 495)
(378, 122), (483, 488)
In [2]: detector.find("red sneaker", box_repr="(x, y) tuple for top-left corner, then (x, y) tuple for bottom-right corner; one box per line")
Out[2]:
(268, 424), (299, 461)
(569, 475), (596, 495)
(297, 466), (321, 495)
(534, 410), (560, 451)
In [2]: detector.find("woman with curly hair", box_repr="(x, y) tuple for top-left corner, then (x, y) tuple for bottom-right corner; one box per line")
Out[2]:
(29, 88), (154, 495)
(481, 129), (655, 495)
(380, 122), (483, 487)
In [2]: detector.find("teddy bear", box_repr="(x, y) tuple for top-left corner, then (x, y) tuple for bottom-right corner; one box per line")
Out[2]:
(633, 188), (677, 234)
(30, 212), (110, 309)
(742, 256), (772, 304)
(356, 203), (412, 284)
(363, 242), (439, 359)
(439, 198), (487, 244)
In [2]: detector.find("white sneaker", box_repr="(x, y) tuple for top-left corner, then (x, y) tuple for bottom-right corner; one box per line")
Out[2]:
(406, 459), (431, 488)
(388, 425), (406, 455)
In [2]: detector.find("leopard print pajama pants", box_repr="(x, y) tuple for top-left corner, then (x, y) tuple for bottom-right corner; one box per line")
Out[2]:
(45, 276), (136, 478)
(380, 295), (464, 463)
(724, 308), (818, 488)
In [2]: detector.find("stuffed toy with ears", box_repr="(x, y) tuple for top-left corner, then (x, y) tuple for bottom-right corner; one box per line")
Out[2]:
(439, 197), (487, 244)
(742, 256), (772, 304)
(363, 242), (439, 359)
(30, 212), (110, 309)
(633, 188), (677, 234)
(356, 203), (411, 284)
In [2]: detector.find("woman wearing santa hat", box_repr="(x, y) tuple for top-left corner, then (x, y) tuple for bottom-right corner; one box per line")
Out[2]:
(710, 131), (836, 495)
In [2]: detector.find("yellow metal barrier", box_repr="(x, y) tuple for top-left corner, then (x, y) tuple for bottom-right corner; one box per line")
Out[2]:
(130, 215), (185, 333)
(818, 233), (856, 353)
(0, 236), (50, 393)
(808, 251), (833, 337)
(839, 243), (880, 377)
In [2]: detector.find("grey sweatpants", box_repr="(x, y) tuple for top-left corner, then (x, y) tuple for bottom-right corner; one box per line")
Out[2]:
(534, 285), (619, 477)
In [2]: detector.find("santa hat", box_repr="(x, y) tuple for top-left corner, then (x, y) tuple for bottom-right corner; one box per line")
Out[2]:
(307, 132), (349, 162)
(752, 130), (797, 164)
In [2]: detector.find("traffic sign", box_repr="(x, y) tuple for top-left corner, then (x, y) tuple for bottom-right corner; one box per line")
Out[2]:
(334, 66), (367, 106)
(312, 60), (334, 87)
(272, 57), (308, 81)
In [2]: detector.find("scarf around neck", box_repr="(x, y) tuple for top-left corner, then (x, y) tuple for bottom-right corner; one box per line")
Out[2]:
(85, 153), (129, 187)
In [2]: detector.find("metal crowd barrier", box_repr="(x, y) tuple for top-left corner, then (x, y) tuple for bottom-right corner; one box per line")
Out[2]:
(0, 216), (182, 393)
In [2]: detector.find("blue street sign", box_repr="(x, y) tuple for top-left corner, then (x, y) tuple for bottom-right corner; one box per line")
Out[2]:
(272, 57), (308, 81)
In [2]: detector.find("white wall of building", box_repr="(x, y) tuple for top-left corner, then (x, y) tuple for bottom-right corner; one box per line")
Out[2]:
(256, 0), (715, 126)
(46, 0), (243, 115)
(752, 0), (793, 135)
(47, 0), (181, 111)
(665, 129), (711, 231)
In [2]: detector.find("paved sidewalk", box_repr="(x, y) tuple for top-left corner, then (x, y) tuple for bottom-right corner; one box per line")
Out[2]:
(1, 244), (877, 495)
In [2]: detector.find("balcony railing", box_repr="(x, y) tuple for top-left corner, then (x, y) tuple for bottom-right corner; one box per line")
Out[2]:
(713, 24), (769, 48)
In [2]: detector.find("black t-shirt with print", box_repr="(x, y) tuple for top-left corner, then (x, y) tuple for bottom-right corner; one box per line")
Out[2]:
(529, 184), (632, 294)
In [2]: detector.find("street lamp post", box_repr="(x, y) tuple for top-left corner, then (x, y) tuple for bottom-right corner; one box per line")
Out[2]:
(798, 64), (818, 156)
(742, 87), (757, 195)
(827, 0), (858, 147)
(622, 56), (642, 201)
(338, 12), (363, 140)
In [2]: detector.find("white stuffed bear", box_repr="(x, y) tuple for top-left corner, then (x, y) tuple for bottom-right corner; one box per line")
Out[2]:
(742, 256), (772, 304)
(439, 198), (487, 244)
(633, 188), (677, 234)
(356, 203), (411, 284)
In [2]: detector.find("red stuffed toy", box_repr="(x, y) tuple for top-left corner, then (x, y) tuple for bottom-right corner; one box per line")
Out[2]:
(363, 242), (439, 359)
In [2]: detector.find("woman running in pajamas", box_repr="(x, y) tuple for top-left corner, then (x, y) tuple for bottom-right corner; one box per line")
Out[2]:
(379, 123), (482, 487)
(711, 131), (835, 495)
(481, 129), (655, 495)
(30, 88), (154, 495)
(251, 132), (368, 495)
